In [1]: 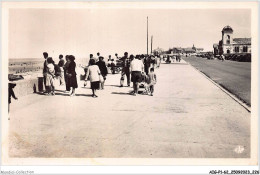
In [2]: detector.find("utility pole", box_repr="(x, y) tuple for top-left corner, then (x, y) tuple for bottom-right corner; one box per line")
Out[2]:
(151, 35), (153, 54)
(147, 16), (148, 55)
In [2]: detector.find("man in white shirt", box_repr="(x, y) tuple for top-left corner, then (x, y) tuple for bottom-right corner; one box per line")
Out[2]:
(130, 55), (144, 96)
(107, 55), (112, 67)
(96, 52), (101, 63)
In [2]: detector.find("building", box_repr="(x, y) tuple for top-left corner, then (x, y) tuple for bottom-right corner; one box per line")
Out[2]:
(170, 47), (183, 54)
(183, 47), (196, 54)
(153, 47), (164, 55)
(168, 45), (204, 55)
(192, 44), (204, 53)
(213, 26), (251, 56)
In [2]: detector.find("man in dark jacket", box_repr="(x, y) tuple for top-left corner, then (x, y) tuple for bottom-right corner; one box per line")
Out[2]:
(143, 55), (151, 75)
(120, 52), (131, 87)
(8, 82), (18, 116)
(43, 52), (48, 92)
(96, 56), (108, 90)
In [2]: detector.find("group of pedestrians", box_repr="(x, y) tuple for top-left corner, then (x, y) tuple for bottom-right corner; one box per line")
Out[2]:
(42, 51), (158, 98)
(43, 52), (78, 96)
(107, 53), (119, 74)
(119, 52), (158, 96)
(85, 54), (108, 97)
(165, 54), (182, 64)
(8, 51), (159, 116)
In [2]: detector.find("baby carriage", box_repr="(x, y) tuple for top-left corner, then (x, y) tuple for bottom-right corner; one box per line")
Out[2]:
(138, 73), (150, 95)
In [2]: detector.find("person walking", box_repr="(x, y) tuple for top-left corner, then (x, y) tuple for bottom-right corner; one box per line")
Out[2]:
(96, 52), (101, 62)
(8, 81), (18, 115)
(156, 55), (161, 68)
(166, 55), (171, 63)
(221, 54), (225, 61)
(107, 55), (112, 67)
(176, 54), (181, 62)
(111, 59), (116, 74)
(45, 57), (56, 96)
(96, 56), (108, 90)
(147, 67), (157, 96)
(85, 59), (101, 98)
(130, 55), (144, 96)
(67, 55), (78, 96)
(115, 53), (119, 60)
(150, 55), (156, 69)
(63, 55), (71, 92)
(120, 52), (131, 87)
(42, 52), (48, 93)
(143, 54), (151, 75)
(58, 54), (65, 85)
(88, 54), (95, 65)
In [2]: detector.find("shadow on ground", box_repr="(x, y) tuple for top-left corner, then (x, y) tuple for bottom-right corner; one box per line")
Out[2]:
(105, 85), (122, 88)
(111, 92), (131, 95)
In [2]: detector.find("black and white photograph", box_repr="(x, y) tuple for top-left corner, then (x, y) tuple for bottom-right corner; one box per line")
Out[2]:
(1, 1), (259, 173)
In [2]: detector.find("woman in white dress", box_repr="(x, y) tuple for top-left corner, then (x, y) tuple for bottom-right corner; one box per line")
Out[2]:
(85, 59), (101, 98)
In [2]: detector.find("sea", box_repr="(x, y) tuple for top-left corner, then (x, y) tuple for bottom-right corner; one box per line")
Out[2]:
(9, 58), (89, 75)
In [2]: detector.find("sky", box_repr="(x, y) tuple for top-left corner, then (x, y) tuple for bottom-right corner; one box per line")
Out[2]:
(9, 9), (251, 59)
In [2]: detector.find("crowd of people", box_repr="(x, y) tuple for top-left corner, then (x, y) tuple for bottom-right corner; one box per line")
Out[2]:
(118, 52), (159, 96)
(42, 52), (78, 96)
(8, 51), (161, 115)
(40, 51), (160, 97)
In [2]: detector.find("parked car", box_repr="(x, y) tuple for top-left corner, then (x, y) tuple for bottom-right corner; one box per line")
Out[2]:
(206, 52), (214, 60)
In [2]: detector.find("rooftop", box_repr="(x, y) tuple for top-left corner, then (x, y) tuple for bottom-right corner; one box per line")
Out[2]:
(222, 25), (233, 33)
(183, 48), (195, 52)
(213, 43), (219, 48)
(233, 38), (251, 45)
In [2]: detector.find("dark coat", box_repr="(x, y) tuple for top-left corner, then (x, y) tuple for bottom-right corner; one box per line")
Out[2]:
(58, 59), (65, 67)
(43, 60), (48, 74)
(8, 83), (16, 104)
(67, 61), (78, 88)
(96, 61), (108, 76)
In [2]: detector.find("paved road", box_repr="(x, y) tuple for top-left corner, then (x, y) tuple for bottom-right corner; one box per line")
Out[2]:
(9, 61), (250, 158)
(182, 56), (251, 106)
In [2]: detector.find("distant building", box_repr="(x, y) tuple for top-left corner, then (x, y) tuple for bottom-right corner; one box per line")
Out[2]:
(192, 44), (204, 53)
(168, 45), (204, 55)
(213, 26), (251, 56)
(153, 47), (164, 55)
(169, 47), (182, 54)
(183, 47), (195, 54)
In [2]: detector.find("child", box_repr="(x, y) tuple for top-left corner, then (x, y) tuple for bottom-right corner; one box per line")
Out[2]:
(147, 68), (157, 96)
(46, 57), (56, 95)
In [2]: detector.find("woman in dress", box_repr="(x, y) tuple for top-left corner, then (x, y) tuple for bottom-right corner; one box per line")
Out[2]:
(46, 57), (56, 96)
(96, 56), (108, 90)
(67, 55), (78, 96)
(85, 59), (101, 98)
(63, 55), (71, 92)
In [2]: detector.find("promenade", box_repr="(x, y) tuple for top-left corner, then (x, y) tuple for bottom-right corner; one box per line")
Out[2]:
(9, 60), (250, 158)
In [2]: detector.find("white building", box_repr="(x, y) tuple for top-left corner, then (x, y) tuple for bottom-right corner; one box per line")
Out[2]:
(213, 26), (251, 56)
